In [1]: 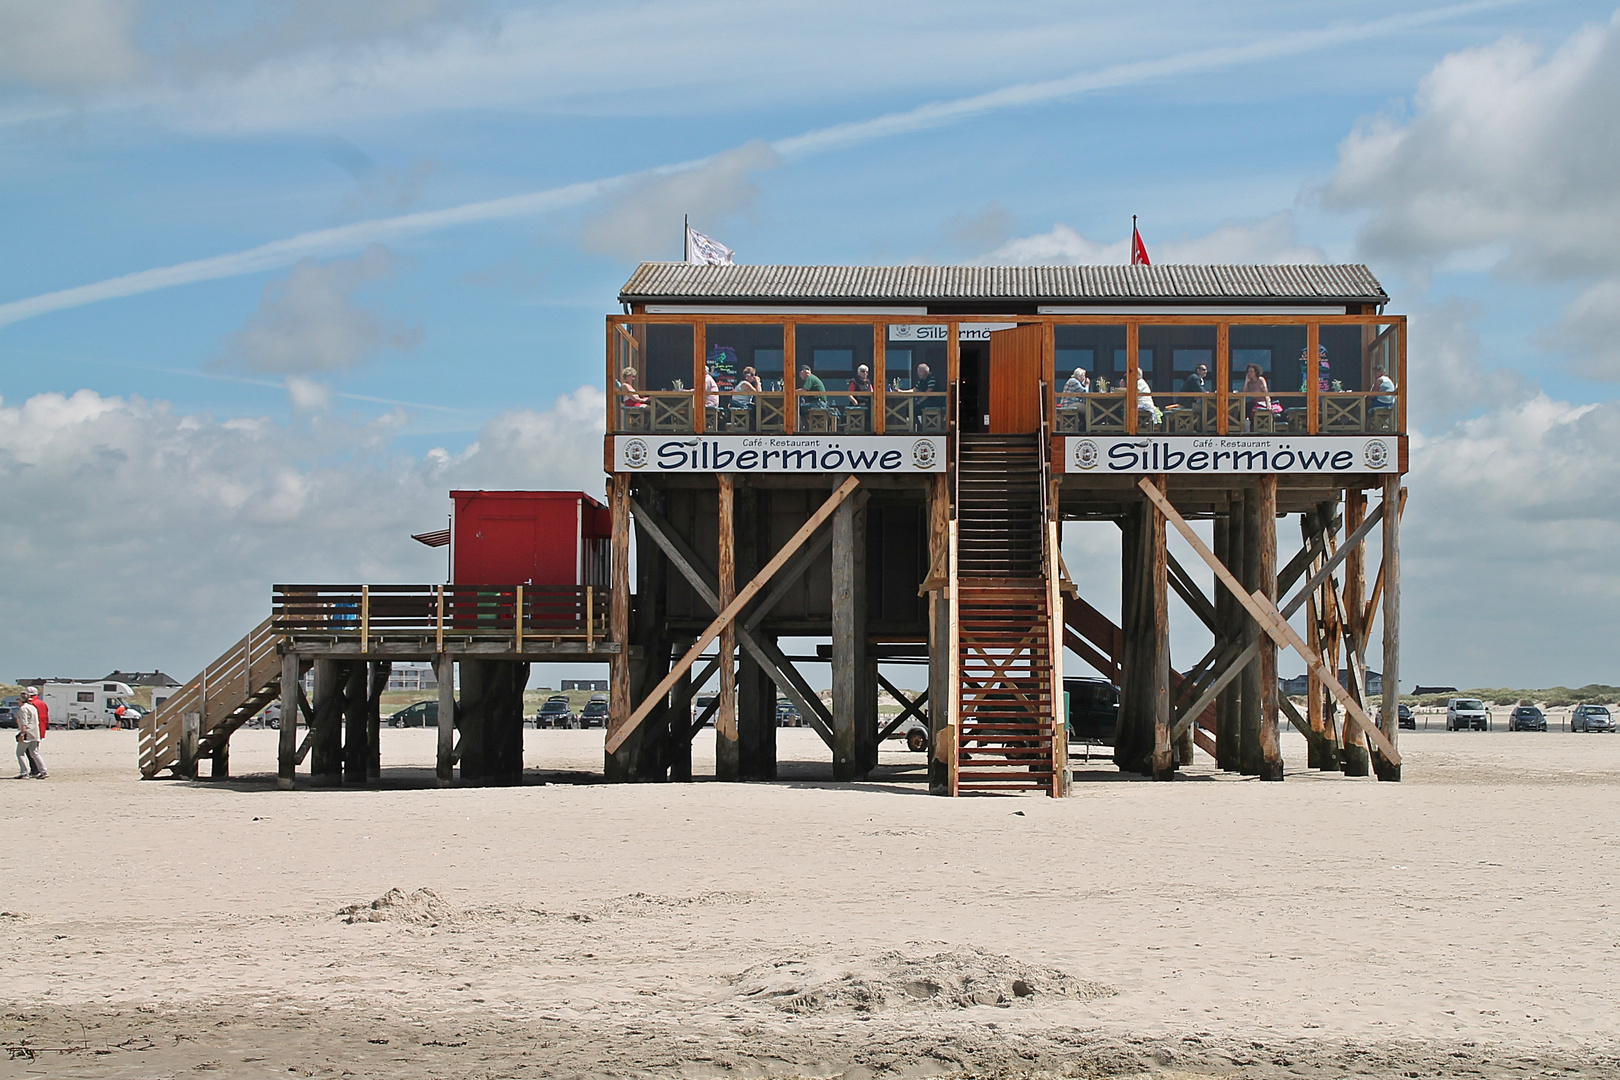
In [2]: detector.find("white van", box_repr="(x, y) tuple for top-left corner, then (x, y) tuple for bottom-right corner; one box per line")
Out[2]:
(38, 681), (138, 729)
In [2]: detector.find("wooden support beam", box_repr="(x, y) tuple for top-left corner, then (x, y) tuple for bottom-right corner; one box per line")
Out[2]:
(627, 492), (835, 750)
(1342, 489), (1370, 777)
(1215, 503), (1239, 771)
(1377, 477), (1402, 782)
(609, 476), (861, 754)
(606, 474), (632, 765)
(927, 472), (951, 796)
(1240, 487), (1263, 776)
(342, 660), (369, 785)
(1138, 477), (1400, 766)
(435, 653), (455, 786)
(310, 659), (343, 786)
(1149, 475), (1173, 781)
(876, 674), (929, 741)
(1166, 550), (1219, 634)
(716, 473), (739, 781)
(832, 484), (871, 780)
(278, 651), (300, 789)
(1257, 474), (1282, 781)
(1361, 487), (1408, 652)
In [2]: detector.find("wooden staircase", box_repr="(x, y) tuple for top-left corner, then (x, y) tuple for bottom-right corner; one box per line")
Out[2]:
(951, 434), (1064, 795)
(139, 617), (285, 778)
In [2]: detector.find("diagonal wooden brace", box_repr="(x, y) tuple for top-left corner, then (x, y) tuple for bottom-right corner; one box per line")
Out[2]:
(608, 476), (861, 754)
(627, 493), (836, 747)
(1138, 477), (1399, 766)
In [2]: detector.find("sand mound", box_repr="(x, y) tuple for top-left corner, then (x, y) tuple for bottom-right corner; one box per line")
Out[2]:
(731, 947), (1114, 1013)
(337, 888), (456, 926)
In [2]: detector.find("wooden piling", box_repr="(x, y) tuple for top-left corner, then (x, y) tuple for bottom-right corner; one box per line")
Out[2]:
(278, 651), (300, 789)
(1342, 489), (1371, 777)
(1239, 487), (1263, 776)
(1216, 502), (1241, 772)
(342, 660), (369, 785)
(1148, 475), (1174, 781)
(927, 473), (951, 796)
(606, 473), (633, 779)
(310, 659), (343, 786)
(1257, 474), (1282, 781)
(831, 483), (869, 781)
(367, 661), (389, 781)
(1376, 475), (1402, 782)
(436, 653), (456, 786)
(716, 473), (739, 781)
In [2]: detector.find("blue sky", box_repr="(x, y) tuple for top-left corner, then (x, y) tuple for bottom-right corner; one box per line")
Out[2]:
(4, 0), (1620, 690)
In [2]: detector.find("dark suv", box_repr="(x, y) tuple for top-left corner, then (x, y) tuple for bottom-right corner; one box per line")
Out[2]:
(1508, 705), (1546, 732)
(536, 698), (576, 729)
(579, 698), (609, 728)
(1065, 678), (1120, 745)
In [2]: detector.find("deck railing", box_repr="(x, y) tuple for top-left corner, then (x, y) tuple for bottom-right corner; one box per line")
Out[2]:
(272, 584), (608, 648)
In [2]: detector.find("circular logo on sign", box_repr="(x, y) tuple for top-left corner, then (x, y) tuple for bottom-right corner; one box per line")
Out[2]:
(1073, 439), (1101, 470)
(912, 439), (937, 469)
(623, 438), (650, 469)
(1364, 439), (1389, 470)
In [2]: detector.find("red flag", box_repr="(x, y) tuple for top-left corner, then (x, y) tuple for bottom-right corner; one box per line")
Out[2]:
(1131, 216), (1151, 266)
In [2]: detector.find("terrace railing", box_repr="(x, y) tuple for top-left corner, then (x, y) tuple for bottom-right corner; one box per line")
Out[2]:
(272, 584), (609, 649)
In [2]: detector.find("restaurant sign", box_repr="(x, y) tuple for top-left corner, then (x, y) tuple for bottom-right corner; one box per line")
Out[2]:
(888, 323), (1017, 342)
(1064, 436), (1398, 474)
(616, 435), (947, 473)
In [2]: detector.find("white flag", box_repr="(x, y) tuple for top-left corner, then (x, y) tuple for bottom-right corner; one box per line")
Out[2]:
(686, 224), (735, 266)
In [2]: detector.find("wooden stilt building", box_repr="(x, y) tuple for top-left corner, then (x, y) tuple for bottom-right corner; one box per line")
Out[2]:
(602, 262), (1408, 792)
(137, 262), (1408, 793)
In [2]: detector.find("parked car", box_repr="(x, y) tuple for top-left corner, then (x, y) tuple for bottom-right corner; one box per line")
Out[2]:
(775, 701), (802, 727)
(1445, 697), (1489, 731)
(389, 700), (439, 728)
(579, 699), (609, 727)
(881, 715), (930, 753)
(1396, 703), (1415, 730)
(1065, 677), (1120, 745)
(536, 698), (576, 728)
(1508, 705), (1546, 732)
(0, 696), (18, 729)
(1571, 704), (1616, 733)
(693, 693), (718, 726)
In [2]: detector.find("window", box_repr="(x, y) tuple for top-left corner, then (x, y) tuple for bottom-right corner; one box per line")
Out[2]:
(1138, 326), (1214, 393)
(1053, 325), (1127, 390)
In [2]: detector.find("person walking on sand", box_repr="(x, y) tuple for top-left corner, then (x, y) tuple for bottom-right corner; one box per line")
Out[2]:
(15, 686), (47, 779)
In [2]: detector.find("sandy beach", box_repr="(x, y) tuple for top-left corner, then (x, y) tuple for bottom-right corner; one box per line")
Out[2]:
(4, 725), (1619, 1078)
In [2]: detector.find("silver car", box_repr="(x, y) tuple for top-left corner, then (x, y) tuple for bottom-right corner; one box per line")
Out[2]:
(1572, 704), (1615, 733)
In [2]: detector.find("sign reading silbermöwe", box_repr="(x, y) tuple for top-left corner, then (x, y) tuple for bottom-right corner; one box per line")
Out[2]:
(1064, 436), (1397, 474)
(888, 324), (1016, 343)
(616, 435), (947, 473)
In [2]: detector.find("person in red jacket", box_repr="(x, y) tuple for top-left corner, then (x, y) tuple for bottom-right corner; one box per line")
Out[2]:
(15, 687), (47, 779)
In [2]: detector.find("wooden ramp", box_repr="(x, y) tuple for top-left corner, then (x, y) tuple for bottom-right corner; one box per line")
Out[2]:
(139, 617), (283, 778)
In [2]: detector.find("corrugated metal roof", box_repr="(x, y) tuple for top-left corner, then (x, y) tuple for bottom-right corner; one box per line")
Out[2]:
(620, 263), (1387, 305)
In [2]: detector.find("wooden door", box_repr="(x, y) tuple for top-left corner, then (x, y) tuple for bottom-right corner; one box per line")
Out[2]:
(987, 324), (1045, 433)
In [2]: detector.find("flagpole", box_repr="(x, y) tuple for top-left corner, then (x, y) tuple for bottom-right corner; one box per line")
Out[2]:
(684, 213), (689, 263)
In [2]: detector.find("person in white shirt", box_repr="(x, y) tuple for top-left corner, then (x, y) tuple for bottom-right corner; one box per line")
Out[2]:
(14, 687), (46, 779)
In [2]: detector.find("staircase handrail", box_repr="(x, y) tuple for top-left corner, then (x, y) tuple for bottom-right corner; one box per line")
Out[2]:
(139, 615), (280, 778)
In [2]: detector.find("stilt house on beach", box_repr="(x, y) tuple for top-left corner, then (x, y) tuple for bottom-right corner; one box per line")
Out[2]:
(140, 262), (1407, 794)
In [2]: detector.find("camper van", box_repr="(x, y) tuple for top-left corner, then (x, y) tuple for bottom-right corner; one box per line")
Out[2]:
(39, 681), (138, 729)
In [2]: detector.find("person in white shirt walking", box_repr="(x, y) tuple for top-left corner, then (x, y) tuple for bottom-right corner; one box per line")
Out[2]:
(15, 687), (47, 779)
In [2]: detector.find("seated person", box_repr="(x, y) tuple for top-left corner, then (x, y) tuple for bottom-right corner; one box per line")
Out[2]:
(617, 366), (646, 407)
(704, 361), (720, 409)
(797, 364), (827, 413)
(1060, 367), (1089, 407)
(1243, 363), (1282, 419)
(1372, 364), (1396, 407)
(847, 363), (874, 406)
(1136, 375), (1162, 425)
(1178, 362), (1209, 408)
(732, 366), (761, 408)
(911, 363), (943, 409)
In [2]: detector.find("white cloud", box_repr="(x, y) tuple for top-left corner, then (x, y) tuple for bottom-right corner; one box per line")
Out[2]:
(580, 141), (779, 262)
(984, 212), (1324, 265)
(222, 244), (421, 378)
(0, 0), (141, 91)
(0, 384), (606, 680)
(1326, 16), (1620, 277)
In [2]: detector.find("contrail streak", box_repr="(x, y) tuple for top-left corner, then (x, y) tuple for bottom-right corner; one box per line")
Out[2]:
(0, 0), (1524, 330)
